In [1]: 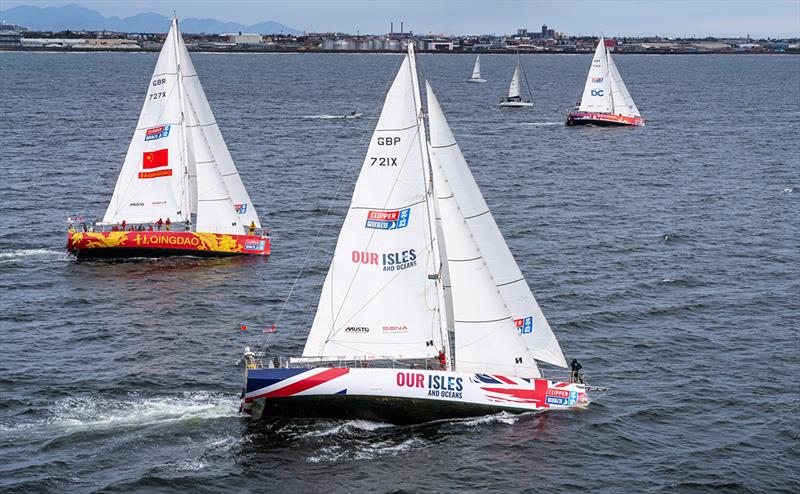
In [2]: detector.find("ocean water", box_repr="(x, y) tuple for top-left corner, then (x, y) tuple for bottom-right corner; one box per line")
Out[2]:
(0, 51), (798, 493)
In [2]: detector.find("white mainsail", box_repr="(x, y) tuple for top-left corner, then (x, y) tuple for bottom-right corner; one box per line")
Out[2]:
(470, 56), (482, 79)
(606, 53), (640, 117)
(103, 21), (188, 225)
(427, 82), (567, 369)
(508, 63), (522, 99)
(103, 19), (259, 232)
(303, 45), (447, 361)
(578, 38), (614, 114)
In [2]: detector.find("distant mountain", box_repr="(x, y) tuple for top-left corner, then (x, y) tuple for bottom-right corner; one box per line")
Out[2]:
(0, 3), (301, 34)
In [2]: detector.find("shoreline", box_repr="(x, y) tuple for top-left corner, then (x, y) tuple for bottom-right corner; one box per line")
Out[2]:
(1, 46), (797, 55)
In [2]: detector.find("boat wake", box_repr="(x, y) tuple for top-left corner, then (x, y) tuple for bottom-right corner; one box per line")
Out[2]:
(521, 122), (562, 126)
(306, 437), (426, 463)
(0, 248), (70, 264)
(0, 392), (238, 436)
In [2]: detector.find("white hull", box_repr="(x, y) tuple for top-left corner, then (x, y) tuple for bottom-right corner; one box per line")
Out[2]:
(466, 78), (487, 83)
(243, 366), (588, 423)
(500, 101), (533, 108)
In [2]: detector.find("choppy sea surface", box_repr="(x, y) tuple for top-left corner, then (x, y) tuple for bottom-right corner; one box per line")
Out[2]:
(1, 52), (798, 493)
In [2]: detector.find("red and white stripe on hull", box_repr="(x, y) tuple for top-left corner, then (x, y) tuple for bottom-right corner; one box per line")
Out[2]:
(243, 367), (588, 421)
(567, 111), (645, 127)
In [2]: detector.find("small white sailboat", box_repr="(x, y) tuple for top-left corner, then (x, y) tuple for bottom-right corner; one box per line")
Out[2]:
(67, 18), (269, 257)
(566, 37), (644, 126)
(466, 55), (486, 83)
(242, 45), (595, 424)
(499, 55), (533, 107)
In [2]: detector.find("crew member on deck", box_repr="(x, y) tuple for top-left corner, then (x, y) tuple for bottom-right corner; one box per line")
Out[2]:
(156, 218), (164, 230)
(165, 218), (171, 231)
(120, 220), (127, 230)
(438, 350), (447, 370)
(185, 219), (191, 232)
(249, 221), (256, 235)
(570, 358), (583, 383)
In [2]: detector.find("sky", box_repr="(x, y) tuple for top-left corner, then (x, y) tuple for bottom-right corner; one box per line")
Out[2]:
(2, 0), (799, 38)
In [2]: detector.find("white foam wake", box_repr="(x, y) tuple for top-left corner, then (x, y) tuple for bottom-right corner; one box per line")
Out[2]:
(0, 248), (69, 263)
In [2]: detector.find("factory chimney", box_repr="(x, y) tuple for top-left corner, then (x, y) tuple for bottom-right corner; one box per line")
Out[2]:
(401, 21), (404, 33)
(390, 21), (393, 35)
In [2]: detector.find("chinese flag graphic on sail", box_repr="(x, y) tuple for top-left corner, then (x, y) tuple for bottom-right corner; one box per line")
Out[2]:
(139, 148), (172, 179)
(142, 149), (169, 169)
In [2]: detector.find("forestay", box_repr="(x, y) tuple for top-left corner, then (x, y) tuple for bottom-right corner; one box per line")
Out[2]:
(578, 38), (614, 114)
(427, 83), (567, 370)
(303, 46), (447, 361)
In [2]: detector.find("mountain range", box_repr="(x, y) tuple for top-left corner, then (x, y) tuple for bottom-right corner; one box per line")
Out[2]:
(0, 3), (301, 34)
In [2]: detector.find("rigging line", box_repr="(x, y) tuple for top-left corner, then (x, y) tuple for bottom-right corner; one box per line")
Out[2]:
(260, 53), (406, 355)
(518, 52), (534, 102)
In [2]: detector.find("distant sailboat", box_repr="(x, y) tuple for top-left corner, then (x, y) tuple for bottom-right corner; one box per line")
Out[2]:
(241, 45), (595, 424)
(66, 18), (270, 258)
(466, 55), (486, 83)
(566, 37), (644, 126)
(499, 54), (533, 107)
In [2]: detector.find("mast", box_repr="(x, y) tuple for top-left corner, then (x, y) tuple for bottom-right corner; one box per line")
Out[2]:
(604, 41), (616, 115)
(408, 44), (452, 369)
(172, 17), (191, 222)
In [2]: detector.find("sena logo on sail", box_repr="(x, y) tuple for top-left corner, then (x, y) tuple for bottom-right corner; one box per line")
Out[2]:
(351, 249), (417, 272)
(365, 208), (410, 230)
(144, 125), (171, 141)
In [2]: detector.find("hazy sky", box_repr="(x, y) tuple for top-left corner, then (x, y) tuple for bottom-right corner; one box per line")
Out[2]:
(3, 0), (799, 37)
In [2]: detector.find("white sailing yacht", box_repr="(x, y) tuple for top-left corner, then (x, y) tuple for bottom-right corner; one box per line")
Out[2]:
(67, 18), (269, 257)
(242, 45), (592, 424)
(566, 37), (644, 126)
(499, 54), (533, 107)
(466, 55), (486, 83)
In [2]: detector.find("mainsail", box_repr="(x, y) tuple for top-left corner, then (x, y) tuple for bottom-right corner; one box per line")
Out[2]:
(303, 45), (447, 361)
(103, 19), (259, 233)
(427, 82), (567, 370)
(578, 38), (614, 114)
(470, 56), (482, 79)
(508, 63), (522, 99)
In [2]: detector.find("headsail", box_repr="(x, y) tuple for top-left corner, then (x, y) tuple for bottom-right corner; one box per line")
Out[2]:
(508, 63), (522, 99)
(427, 82), (567, 369)
(578, 38), (613, 114)
(175, 25), (261, 229)
(303, 45), (447, 361)
(606, 53), (640, 117)
(471, 56), (482, 79)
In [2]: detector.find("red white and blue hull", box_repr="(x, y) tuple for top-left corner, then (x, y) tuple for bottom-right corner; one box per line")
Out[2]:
(566, 111), (644, 127)
(242, 367), (588, 424)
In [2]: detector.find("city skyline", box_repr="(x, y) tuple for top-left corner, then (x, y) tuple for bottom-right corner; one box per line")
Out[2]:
(2, 0), (799, 38)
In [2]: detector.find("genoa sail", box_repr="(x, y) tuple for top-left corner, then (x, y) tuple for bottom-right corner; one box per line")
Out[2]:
(302, 46), (447, 361)
(427, 82), (567, 370)
(606, 53), (640, 117)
